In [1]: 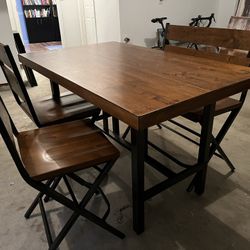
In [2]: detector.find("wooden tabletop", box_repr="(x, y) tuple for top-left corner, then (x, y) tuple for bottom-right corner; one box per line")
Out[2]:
(19, 42), (250, 129)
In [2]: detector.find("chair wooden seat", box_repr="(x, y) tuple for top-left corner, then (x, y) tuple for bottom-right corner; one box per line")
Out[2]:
(183, 97), (242, 123)
(21, 92), (99, 126)
(17, 119), (120, 181)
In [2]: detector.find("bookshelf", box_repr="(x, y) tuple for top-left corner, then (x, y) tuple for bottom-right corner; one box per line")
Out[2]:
(22, 0), (61, 43)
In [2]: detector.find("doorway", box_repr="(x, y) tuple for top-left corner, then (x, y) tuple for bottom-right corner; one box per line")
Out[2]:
(6, 0), (121, 51)
(7, 0), (62, 52)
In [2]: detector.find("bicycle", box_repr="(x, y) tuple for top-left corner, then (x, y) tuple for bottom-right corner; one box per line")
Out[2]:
(188, 13), (216, 50)
(151, 17), (168, 50)
(189, 13), (216, 27)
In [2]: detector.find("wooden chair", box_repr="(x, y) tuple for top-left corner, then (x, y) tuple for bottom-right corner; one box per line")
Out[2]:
(13, 32), (38, 87)
(0, 43), (100, 127)
(163, 24), (250, 172)
(0, 96), (125, 249)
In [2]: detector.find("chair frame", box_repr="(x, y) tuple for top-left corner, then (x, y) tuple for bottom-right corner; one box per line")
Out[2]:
(0, 97), (124, 249)
(155, 24), (250, 174)
(0, 43), (100, 127)
(13, 32), (38, 87)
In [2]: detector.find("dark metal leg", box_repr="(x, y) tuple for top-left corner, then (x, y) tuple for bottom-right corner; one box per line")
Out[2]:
(39, 198), (53, 247)
(25, 179), (53, 218)
(212, 138), (235, 172)
(208, 109), (242, 166)
(122, 126), (131, 139)
(103, 112), (109, 133)
(49, 160), (123, 250)
(131, 128), (147, 234)
(44, 177), (62, 203)
(157, 124), (162, 129)
(193, 104), (215, 195)
(25, 192), (44, 219)
(24, 66), (38, 87)
(112, 117), (120, 136)
(50, 80), (60, 101)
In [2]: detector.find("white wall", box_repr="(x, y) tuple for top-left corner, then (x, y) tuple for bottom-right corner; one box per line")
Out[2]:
(95, 0), (121, 43)
(215, 0), (238, 28)
(57, 0), (120, 47)
(82, 0), (98, 44)
(119, 0), (218, 46)
(6, 0), (18, 31)
(0, 0), (18, 83)
(57, 0), (85, 47)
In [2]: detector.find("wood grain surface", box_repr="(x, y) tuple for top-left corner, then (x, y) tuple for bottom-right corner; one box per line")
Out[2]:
(17, 120), (119, 181)
(19, 42), (250, 129)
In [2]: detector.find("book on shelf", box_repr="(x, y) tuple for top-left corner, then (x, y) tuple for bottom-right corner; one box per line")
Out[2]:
(24, 8), (51, 18)
(22, 0), (55, 6)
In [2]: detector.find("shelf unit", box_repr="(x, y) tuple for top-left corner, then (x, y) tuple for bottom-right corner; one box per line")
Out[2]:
(22, 0), (61, 43)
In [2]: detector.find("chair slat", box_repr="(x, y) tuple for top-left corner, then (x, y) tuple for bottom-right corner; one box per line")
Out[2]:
(167, 25), (250, 51)
(165, 46), (250, 66)
(0, 99), (16, 147)
(0, 43), (13, 69)
(1, 65), (27, 101)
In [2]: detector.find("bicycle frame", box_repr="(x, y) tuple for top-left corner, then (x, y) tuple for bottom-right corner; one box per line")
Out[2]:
(189, 13), (216, 27)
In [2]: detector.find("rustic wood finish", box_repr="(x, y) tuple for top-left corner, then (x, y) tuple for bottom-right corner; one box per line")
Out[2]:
(17, 119), (120, 181)
(165, 25), (250, 123)
(165, 46), (250, 66)
(166, 25), (250, 51)
(19, 42), (250, 129)
(183, 98), (242, 122)
(21, 92), (99, 126)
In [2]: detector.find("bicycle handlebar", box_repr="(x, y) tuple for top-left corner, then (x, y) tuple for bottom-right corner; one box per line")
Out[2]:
(151, 17), (167, 24)
(189, 13), (216, 27)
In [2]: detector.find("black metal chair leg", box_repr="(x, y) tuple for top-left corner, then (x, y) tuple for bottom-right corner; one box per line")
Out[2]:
(25, 179), (53, 218)
(122, 126), (131, 139)
(48, 160), (124, 250)
(39, 198), (53, 247)
(157, 124), (162, 129)
(67, 173), (99, 195)
(44, 177), (62, 203)
(25, 192), (44, 219)
(63, 176), (78, 205)
(212, 139), (236, 172)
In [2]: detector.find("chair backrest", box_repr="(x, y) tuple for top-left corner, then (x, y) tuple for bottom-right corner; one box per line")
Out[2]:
(13, 33), (26, 54)
(165, 24), (250, 67)
(0, 96), (30, 181)
(165, 24), (250, 105)
(0, 43), (39, 123)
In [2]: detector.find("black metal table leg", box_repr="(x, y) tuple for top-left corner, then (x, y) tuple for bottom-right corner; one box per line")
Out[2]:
(24, 66), (38, 87)
(112, 117), (120, 136)
(50, 80), (60, 101)
(131, 128), (147, 234)
(194, 104), (215, 195)
(103, 112), (109, 133)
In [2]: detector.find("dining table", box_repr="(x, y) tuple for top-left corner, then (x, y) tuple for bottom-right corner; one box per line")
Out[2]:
(19, 42), (250, 234)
